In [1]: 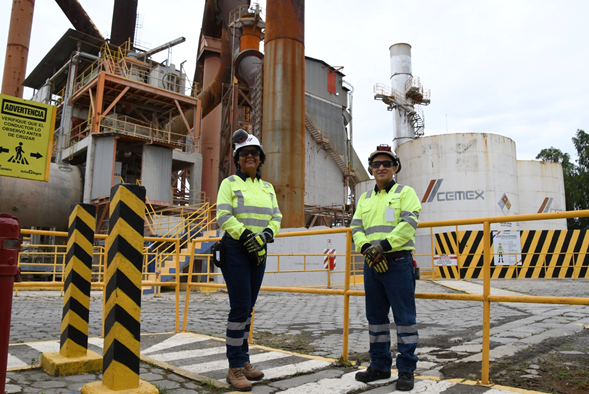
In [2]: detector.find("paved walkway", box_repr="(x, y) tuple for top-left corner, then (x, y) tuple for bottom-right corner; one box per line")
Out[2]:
(6, 279), (589, 393)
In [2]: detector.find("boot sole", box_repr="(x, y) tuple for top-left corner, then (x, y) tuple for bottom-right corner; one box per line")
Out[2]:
(246, 373), (264, 381)
(226, 378), (252, 391)
(226, 381), (252, 392)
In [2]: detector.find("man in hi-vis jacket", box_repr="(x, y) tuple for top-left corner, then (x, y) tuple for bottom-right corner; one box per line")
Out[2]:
(351, 144), (421, 391)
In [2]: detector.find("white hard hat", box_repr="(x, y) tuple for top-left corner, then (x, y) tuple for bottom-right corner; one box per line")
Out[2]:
(232, 129), (266, 162)
(368, 144), (402, 173)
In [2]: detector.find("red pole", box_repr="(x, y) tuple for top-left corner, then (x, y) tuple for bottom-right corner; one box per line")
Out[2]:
(0, 213), (21, 394)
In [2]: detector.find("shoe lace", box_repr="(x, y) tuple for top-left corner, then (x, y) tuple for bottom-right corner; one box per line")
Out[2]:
(399, 371), (412, 379)
(233, 367), (246, 378)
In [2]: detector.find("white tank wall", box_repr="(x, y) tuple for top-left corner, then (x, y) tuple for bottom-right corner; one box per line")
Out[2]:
(0, 164), (84, 230)
(397, 133), (521, 233)
(305, 129), (347, 206)
(354, 179), (375, 201)
(517, 160), (567, 230)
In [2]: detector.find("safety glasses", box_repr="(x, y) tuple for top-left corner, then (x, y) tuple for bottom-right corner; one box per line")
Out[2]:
(370, 160), (395, 169)
(238, 148), (261, 157)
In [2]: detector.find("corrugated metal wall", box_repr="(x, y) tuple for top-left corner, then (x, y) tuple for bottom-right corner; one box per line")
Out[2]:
(434, 230), (589, 279)
(304, 58), (347, 157)
(304, 128), (346, 206)
(91, 136), (116, 200)
(141, 145), (173, 205)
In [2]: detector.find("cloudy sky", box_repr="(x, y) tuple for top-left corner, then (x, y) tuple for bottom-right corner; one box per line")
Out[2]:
(2, 0), (588, 165)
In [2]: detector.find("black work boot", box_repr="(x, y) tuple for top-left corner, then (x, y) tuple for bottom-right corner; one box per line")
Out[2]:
(396, 371), (414, 391)
(355, 367), (391, 382)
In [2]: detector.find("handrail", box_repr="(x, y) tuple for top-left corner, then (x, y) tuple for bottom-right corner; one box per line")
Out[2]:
(13, 209), (589, 387)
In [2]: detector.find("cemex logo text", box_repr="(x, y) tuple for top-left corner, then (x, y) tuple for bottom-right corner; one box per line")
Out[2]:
(421, 179), (485, 203)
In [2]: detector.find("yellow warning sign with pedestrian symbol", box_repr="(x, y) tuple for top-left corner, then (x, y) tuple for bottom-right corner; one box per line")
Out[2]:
(0, 94), (56, 182)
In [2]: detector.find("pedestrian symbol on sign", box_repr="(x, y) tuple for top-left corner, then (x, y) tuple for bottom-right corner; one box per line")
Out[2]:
(8, 142), (29, 165)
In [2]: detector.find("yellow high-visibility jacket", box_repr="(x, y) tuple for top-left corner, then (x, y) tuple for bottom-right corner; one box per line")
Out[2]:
(351, 181), (421, 254)
(216, 172), (282, 240)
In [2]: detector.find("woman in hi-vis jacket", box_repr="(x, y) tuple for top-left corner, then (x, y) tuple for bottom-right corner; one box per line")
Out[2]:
(215, 129), (282, 392)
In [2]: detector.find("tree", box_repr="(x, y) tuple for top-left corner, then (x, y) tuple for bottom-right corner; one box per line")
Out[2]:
(536, 129), (589, 229)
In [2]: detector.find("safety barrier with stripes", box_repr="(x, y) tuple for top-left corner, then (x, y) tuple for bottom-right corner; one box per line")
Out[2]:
(434, 229), (589, 279)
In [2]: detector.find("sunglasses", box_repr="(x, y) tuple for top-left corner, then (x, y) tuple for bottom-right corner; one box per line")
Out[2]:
(370, 160), (396, 169)
(238, 148), (261, 157)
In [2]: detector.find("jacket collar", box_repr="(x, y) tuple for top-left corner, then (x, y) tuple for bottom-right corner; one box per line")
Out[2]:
(374, 179), (396, 194)
(236, 169), (261, 182)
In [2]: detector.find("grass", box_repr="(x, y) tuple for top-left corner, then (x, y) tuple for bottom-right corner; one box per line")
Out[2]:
(154, 384), (168, 394)
(333, 355), (355, 368)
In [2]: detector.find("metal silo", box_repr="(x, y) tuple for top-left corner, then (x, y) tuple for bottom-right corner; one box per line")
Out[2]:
(397, 133), (521, 231)
(0, 164), (84, 230)
(517, 160), (567, 230)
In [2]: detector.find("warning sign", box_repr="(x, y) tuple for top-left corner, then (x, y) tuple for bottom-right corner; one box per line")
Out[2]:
(0, 94), (55, 181)
(493, 230), (522, 265)
(434, 255), (457, 266)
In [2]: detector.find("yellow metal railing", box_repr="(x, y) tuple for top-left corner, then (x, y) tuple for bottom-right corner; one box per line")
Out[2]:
(12, 210), (589, 386)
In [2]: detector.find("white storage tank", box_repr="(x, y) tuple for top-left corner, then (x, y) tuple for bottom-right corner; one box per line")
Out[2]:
(517, 160), (567, 230)
(396, 133), (521, 233)
(0, 164), (84, 230)
(354, 179), (376, 202)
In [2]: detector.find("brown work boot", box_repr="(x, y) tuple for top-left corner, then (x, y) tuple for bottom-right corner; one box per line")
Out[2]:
(244, 361), (264, 380)
(226, 367), (252, 391)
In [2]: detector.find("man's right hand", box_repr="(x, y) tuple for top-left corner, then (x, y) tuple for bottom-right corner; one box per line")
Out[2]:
(363, 244), (388, 273)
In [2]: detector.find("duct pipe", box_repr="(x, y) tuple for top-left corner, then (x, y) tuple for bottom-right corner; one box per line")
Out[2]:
(54, 0), (103, 40)
(1, 0), (35, 98)
(137, 37), (187, 60)
(263, 0), (305, 228)
(390, 43), (414, 150)
(234, 49), (263, 86)
(110, 0), (138, 47)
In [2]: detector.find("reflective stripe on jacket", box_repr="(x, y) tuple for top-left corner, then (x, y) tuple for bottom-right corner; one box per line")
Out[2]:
(351, 183), (421, 253)
(216, 175), (282, 240)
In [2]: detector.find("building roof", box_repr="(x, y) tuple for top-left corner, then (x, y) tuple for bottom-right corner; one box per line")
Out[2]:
(23, 29), (110, 91)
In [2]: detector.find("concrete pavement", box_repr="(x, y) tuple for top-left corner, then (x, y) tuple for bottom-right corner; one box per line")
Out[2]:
(5, 279), (589, 393)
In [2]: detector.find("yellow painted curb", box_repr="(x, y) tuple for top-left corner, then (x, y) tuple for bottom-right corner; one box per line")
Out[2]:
(41, 350), (102, 376)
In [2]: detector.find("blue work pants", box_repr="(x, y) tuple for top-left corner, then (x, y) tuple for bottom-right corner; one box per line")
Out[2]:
(220, 235), (266, 368)
(363, 252), (418, 373)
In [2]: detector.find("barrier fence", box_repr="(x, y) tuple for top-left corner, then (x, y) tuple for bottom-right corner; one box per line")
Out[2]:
(12, 210), (589, 385)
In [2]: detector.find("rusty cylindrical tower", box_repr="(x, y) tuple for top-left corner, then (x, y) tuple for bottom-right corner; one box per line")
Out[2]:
(1, 0), (35, 98)
(263, 0), (305, 228)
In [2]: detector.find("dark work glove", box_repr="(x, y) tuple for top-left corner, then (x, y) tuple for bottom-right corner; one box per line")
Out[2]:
(255, 248), (267, 266)
(363, 244), (388, 273)
(244, 232), (267, 253)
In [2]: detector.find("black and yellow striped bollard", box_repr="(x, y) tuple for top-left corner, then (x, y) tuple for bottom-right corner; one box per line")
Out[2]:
(82, 184), (157, 393)
(41, 203), (103, 376)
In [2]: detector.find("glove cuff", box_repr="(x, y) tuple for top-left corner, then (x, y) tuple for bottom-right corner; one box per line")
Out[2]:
(379, 240), (391, 252)
(263, 228), (274, 241)
(361, 243), (371, 254)
(239, 229), (253, 244)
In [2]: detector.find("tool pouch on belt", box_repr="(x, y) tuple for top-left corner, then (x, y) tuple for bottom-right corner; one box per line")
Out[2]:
(211, 240), (226, 268)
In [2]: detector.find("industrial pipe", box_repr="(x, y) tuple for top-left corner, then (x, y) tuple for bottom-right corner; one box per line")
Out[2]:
(263, 0), (306, 228)
(54, 0), (103, 40)
(137, 37), (187, 60)
(110, 0), (138, 46)
(1, 0), (35, 98)
(167, 0), (250, 203)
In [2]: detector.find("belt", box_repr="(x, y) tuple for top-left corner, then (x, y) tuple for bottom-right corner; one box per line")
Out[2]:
(385, 250), (412, 259)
